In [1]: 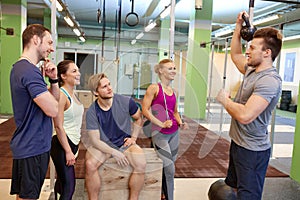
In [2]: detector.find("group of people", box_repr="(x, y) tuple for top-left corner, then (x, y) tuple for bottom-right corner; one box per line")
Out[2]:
(9, 23), (186, 200)
(9, 11), (283, 200)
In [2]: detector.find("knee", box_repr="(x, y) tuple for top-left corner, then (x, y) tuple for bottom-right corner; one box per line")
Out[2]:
(137, 158), (147, 173)
(85, 158), (100, 174)
(163, 164), (175, 177)
(128, 146), (147, 173)
(132, 155), (146, 173)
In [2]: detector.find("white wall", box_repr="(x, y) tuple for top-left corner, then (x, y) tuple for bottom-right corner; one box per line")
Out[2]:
(211, 50), (300, 105)
(208, 53), (242, 99)
(57, 41), (159, 96)
(279, 48), (300, 104)
(56, 41), (300, 105)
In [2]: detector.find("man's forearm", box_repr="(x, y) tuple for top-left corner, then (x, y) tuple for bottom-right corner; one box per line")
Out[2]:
(91, 139), (114, 154)
(132, 118), (142, 139)
(49, 82), (60, 101)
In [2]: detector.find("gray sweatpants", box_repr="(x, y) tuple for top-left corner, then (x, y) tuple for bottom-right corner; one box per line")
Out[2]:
(152, 130), (179, 200)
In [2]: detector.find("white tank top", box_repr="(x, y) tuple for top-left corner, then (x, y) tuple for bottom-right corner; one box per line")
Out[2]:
(60, 87), (84, 145)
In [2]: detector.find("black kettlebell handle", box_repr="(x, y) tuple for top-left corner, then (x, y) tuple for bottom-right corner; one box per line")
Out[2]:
(242, 14), (251, 27)
(240, 13), (257, 41)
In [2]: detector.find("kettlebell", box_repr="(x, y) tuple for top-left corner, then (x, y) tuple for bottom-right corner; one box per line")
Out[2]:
(240, 14), (257, 41)
(208, 179), (237, 200)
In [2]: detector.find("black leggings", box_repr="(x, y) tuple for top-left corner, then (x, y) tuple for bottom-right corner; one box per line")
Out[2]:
(50, 135), (78, 200)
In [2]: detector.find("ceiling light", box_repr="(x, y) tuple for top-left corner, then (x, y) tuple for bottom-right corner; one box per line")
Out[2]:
(144, 21), (157, 32)
(73, 28), (81, 36)
(131, 39), (136, 45)
(79, 36), (86, 42)
(135, 32), (144, 40)
(64, 16), (74, 27)
(160, 5), (171, 19)
(283, 35), (300, 41)
(50, 0), (63, 11)
(214, 29), (233, 37)
(222, 47), (231, 51)
(56, 1), (63, 11)
(253, 14), (280, 26)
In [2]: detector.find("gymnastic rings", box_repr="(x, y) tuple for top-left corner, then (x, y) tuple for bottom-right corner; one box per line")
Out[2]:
(125, 0), (139, 27)
(125, 12), (139, 27)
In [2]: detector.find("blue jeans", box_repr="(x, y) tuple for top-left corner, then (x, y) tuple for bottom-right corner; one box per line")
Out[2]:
(225, 141), (270, 200)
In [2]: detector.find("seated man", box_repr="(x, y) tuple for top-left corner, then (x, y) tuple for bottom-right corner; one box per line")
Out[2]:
(85, 73), (146, 200)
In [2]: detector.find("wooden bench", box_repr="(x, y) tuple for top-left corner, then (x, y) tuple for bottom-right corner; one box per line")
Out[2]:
(98, 148), (163, 200)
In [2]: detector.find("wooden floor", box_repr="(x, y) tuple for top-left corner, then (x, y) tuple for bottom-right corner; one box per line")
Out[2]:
(0, 116), (288, 179)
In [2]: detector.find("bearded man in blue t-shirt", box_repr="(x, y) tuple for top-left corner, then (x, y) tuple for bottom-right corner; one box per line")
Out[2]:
(10, 24), (60, 200)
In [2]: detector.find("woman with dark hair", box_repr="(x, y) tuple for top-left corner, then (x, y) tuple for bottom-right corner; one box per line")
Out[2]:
(50, 60), (84, 200)
(142, 59), (188, 200)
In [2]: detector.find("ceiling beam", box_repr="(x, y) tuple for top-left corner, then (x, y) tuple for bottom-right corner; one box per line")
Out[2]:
(262, 0), (300, 4)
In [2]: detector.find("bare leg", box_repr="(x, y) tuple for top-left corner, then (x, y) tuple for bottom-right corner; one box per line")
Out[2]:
(128, 172), (145, 200)
(85, 147), (108, 200)
(125, 145), (146, 200)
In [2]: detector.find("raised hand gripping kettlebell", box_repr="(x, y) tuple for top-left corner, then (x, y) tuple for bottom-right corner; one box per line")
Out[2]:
(240, 14), (257, 41)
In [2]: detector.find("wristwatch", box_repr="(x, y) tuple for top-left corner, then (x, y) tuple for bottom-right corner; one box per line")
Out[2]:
(49, 78), (59, 84)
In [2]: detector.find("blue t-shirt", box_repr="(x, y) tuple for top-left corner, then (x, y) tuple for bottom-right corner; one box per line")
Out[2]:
(86, 94), (138, 148)
(10, 59), (52, 159)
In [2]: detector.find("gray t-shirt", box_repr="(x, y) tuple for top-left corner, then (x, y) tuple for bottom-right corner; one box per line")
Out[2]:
(229, 66), (282, 151)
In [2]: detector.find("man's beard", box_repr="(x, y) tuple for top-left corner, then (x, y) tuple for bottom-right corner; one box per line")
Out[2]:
(99, 94), (113, 100)
(247, 60), (259, 68)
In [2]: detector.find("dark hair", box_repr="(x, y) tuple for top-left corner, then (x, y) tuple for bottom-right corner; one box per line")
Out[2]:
(253, 27), (282, 61)
(57, 60), (75, 87)
(22, 24), (51, 50)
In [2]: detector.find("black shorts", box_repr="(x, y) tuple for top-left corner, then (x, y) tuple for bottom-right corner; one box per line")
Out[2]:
(10, 151), (50, 199)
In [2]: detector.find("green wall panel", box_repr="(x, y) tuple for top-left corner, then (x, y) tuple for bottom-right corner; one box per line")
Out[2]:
(0, 2), (24, 114)
(290, 81), (300, 183)
(184, 2), (212, 119)
(283, 40), (300, 49)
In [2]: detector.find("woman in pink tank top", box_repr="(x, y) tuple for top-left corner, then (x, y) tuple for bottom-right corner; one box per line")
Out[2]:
(142, 59), (188, 200)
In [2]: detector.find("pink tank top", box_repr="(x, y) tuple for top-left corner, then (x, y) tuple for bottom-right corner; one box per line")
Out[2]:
(151, 83), (178, 134)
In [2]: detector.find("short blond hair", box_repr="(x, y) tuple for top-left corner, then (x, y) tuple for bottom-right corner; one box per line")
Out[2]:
(154, 59), (174, 78)
(88, 73), (107, 96)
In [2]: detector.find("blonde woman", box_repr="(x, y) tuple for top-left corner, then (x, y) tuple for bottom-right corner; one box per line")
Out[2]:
(142, 59), (188, 200)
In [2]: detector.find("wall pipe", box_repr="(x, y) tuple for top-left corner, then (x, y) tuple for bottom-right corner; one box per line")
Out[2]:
(207, 41), (215, 117)
(169, 0), (176, 60)
(50, 0), (57, 192)
(219, 38), (229, 134)
(101, 0), (106, 70)
(270, 23), (284, 158)
(116, 0), (122, 63)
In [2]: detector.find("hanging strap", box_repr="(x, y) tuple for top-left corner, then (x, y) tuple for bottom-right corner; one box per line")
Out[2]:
(60, 87), (72, 103)
(159, 83), (170, 120)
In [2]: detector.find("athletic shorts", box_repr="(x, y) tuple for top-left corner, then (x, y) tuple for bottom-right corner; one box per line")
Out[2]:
(225, 141), (270, 200)
(10, 151), (50, 199)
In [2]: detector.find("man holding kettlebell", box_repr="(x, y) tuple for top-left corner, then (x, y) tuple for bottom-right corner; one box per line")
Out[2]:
(216, 11), (283, 200)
